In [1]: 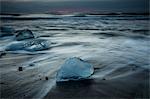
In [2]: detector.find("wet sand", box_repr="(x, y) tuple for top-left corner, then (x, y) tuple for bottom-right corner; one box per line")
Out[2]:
(0, 14), (150, 99)
(0, 52), (149, 99)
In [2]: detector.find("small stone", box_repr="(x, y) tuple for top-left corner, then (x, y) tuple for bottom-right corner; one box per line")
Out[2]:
(29, 63), (34, 66)
(18, 67), (23, 71)
(0, 52), (6, 57)
(0, 82), (4, 84)
(45, 77), (48, 80)
(102, 78), (106, 80)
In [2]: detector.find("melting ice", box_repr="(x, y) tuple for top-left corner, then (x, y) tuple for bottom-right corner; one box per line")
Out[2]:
(4, 29), (51, 51)
(56, 57), (94, 82)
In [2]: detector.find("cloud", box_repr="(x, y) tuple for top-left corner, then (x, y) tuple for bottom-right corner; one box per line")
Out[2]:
(0, 0), (80, 1)
(1, 0), (148, 13)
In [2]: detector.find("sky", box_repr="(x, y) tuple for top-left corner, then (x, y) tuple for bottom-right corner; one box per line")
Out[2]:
(0, 0), (149, 14)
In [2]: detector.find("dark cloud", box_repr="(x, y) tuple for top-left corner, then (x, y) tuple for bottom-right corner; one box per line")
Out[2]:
(0, 0), (149, 14)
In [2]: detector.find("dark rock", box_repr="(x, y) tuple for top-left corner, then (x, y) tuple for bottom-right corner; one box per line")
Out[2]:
(0, 51), (6, 57)
(45, 77), (48, 80)
(0, 82), (5, 84)
(29, 63), (34, 66)
(18, 67), (23, 71)
(102, 78), (106, 80)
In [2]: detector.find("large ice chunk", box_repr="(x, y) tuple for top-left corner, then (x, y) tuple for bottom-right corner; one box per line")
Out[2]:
(56, 57), (94, 82)
(6, 39), (51, 51)
(15, 29), (35, 41)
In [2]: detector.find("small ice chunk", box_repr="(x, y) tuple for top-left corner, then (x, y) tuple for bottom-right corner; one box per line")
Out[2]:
(15, 29), (35, 41)
(6, 39), (51, 51)
(56, 57), (94, 82)
(23, 39), (51, 51)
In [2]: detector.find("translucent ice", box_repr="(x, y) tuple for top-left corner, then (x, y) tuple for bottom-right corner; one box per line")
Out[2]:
(56, 57), (94, 82)
(6, 39), (51, 51)
(15, 29), (35, 41)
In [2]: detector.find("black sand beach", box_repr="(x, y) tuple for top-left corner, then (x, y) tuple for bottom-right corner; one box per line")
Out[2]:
(0, 14), (149, 99)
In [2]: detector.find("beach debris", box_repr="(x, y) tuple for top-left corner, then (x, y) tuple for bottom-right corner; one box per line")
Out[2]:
(5, 39), (51, 51)
(56, 57), (94, 82)
(0, 82), (5, 84)
(0, 26), (14, 37)
(18, 66), (23, 71)
(102, 78), (106, 80)
(15, 29), (35, 41)
(45, 77), (49, 80)
(0, 51), (6, 58)
(29, 63), (35, 66)
(132, 65), (138, 71)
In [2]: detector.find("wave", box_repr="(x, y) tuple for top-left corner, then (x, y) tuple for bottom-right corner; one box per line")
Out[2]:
(0, 14), (62, 20)
(0, 13), (149, 21)
(0, 17), (60, 20)
(132, 29), (149, 35)
(71, 13), (87, 17)
(1, 12), (149, 16)
(92, 32), (121, 37)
